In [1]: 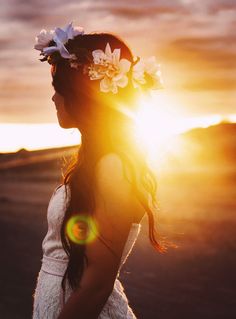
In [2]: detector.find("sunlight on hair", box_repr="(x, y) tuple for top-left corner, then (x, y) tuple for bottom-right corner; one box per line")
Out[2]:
(66, 214), (99, 245)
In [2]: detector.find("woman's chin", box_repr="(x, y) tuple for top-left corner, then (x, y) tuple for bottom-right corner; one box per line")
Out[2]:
(57, 117), (68, 128)
(58, 120), (75, 129)
(56, 113), (76, 129)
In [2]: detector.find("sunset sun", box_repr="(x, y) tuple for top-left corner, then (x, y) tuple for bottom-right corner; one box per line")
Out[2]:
(133, 91), (186, 162)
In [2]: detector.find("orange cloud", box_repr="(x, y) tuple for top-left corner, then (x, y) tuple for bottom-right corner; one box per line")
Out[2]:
(180, 77), (236, 91)
(97, 4), (189, 19)
(208, 2), (236, 14)
(161, 36), (236, 71)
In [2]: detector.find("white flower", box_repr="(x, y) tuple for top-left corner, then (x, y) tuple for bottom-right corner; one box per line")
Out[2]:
(87, 43), (131, 94)
(132, 58), (146, 88)
(132, 56), (163, 89)
(34, 29), (54, 51)
(35, 21), (84, 59)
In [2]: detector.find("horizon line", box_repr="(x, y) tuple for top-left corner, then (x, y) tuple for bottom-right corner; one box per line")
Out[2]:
(1, 115), (236, 154)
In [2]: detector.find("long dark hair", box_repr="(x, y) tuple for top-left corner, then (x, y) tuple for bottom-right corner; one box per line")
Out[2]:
(50, 32), (168, 293)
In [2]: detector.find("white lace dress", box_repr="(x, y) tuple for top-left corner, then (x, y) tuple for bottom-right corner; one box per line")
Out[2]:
(32, 184), (141, 319)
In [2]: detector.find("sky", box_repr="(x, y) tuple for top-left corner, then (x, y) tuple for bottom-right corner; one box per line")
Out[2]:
(0, 0), (235, 151)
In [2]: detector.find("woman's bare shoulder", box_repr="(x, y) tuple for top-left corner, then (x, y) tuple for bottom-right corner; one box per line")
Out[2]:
(94, 152), (146, 224)
(94, 152), (125, 184)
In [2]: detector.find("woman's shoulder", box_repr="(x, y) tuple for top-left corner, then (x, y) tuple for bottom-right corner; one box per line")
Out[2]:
(94, 151), (140, 190)
(94, 152), (129, 193)
(95, 152), (124, 177)
(94, 151), (146, 224)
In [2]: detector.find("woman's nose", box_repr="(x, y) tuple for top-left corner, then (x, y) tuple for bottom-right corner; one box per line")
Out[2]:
(52, 94), (55, 102)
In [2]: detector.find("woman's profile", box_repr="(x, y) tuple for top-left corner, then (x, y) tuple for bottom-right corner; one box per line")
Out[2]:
(32, 21), (166, 319)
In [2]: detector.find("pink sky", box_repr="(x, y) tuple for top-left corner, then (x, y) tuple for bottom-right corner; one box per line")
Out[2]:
(0, 0), (235, 123)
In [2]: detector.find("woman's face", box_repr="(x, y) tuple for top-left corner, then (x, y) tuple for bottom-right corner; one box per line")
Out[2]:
(52, 91), (77, 128)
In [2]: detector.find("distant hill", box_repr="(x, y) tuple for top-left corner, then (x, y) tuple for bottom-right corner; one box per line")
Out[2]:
(180, 122), (236, 166)
(0, 145), (78, 170)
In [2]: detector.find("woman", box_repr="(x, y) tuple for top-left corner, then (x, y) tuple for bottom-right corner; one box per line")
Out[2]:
(32, 21), (166, 319)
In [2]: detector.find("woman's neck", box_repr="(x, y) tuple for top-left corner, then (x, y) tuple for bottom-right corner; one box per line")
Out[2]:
(80, 116), (137, 159)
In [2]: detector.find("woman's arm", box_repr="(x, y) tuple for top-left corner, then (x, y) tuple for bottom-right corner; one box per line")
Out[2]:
(57, 153), (145, 319)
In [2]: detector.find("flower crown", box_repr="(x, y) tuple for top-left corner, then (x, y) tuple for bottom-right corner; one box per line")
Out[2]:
(34, 22), (163, 94)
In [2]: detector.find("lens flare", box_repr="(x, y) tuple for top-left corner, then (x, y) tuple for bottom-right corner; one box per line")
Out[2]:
(66, 214), (98, 245)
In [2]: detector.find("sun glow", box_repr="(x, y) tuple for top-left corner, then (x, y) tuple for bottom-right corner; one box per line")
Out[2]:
(132, 91), (234, 167)
(133, 92), (187, 162)
(1, 107), (235, 155)
(0, 124), (81, 153)
(134, 93), (181, 142)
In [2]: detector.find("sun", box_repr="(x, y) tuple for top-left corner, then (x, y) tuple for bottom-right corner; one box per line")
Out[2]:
(132, 91), (187, 164)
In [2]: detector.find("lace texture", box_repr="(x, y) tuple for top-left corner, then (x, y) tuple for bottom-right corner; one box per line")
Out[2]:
(32, 185), (141, 318)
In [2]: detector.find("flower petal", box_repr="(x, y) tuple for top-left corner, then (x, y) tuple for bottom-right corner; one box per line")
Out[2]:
(34, 43), (44, 51)
(151, 75), (164, 89)
(112, 48), (121, 65)
(132, 79), (140, 89)
(57, 41), (71, 58)
(53, 27), (68, 44)
(112, 85), (118, 94)
(105, 43), (112, 58)
(133, 59), (145, 73)
(92, 49), (105, 64)
(34, 29), (54, 51)
(115, 75), (128, 88)
(112, 73), (123, 81)
(119, 59), (131, 73)
(73, 26), (84, 37)
(64, 22), (73, 39)
(100, 76), (112, 92)
(144, 56), (159, 74)
(42, 46), (59, 55)
(132, 59), (146, 84)
(67, 27), (74, 40)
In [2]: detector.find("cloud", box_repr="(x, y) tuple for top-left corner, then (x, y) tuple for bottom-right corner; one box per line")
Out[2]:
(207, 0), (236, 13)
(161, 36), (236, 71)
(2, 1), (190, 26)
(0, 37), (14, 50)
(93, 4), (189, 19)
(169, 35), (236, 49)
(0, 0), (235, 122)
(180, 77), (236, 91)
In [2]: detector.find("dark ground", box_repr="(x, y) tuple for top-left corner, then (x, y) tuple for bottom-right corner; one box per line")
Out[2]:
(0, 157), (236, 319)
